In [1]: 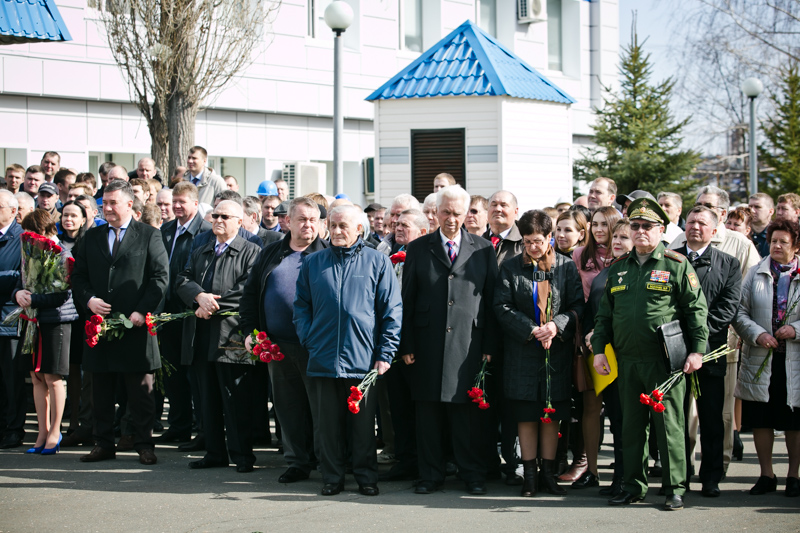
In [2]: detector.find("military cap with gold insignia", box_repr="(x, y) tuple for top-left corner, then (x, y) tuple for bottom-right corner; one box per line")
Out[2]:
(627, 197), (669, 225)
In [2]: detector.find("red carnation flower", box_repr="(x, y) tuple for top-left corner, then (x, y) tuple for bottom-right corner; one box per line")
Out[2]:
(468, 387), (484, 399)
(256, 331), (268, 342)
(270, 344), (281, 355)
(90, 315), (104, 325)
(272, 352), (285, 362)
(348, 401), (360, 414)
(653, 402), (666, 413)
(640, 393), (653, 405)
(85, 323), (96, 337)
(540, 416), (552, 424)
(260, 352), (272, 363)
(253, 344), (263, 356)
(652, 389), (664, 402)
(478, 400), (490, 410)
(390, 251), (406, 265)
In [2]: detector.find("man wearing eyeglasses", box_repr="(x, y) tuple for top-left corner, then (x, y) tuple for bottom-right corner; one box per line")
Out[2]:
(592, 197), (709, 511)
(176, 200), (262, 473)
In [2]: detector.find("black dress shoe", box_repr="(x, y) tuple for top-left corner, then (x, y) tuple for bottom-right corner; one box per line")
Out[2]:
(80, 446), (116, 462)
(178, 434), (205, 452)
(189, 458), (228, 469)
(445, 462), (458, 476)
(750, 475), (778, 495)
(379, 463), (418, 481)
(358, 484), (379, 496)
(236, 464), (254, 473)
(414, 480), (442, 494)
(665, 494), (684, 510)
(0, 434), (23, 449)
(609, 490), (644, 505)
(785, 477), (800, 497)
(321, 483), (344, 496)
(599, 477), (623, 496)
(466, 481), (487, 495)
(279, 467), (310, 483)
(572, 471), (600, 489)
(701, 483), (720, 497)
(154, 430), (191, 443)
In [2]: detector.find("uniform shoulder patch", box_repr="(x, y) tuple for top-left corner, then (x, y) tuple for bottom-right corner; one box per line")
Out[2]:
(688, 272), (699, 289)
(610, 252), (630, 267)
(664, 249), (684, 262)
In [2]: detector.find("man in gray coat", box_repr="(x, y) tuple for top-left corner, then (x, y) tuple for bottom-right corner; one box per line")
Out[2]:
(183, 146), (225, 206)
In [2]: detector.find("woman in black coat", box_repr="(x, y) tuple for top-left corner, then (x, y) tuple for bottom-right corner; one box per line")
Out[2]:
(495, 210), (584, 497)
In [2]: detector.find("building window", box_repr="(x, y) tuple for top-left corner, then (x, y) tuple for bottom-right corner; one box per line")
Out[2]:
(401, 0), (423, 52)
(547, 0), (562, 71)
(477, 0), (496, 37)
(410, 129), (465, 202)
(308, 0), (332, 38)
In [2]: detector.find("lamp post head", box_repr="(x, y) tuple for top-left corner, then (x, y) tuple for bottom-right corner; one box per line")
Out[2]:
(742, 77), (763, 99)
(325, 1), (354, 33)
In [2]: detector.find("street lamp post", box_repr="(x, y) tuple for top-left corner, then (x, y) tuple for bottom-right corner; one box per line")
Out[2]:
(742, 77), (763, 195)
(325, 1), (353, 197)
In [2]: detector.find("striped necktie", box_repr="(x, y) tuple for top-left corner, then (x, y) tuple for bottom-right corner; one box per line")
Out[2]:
(446, 240), (456, 263)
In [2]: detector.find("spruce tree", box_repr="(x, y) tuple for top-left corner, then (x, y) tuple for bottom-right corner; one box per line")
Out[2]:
(759, 62), (800, 197)
(574, 27), (701, 199)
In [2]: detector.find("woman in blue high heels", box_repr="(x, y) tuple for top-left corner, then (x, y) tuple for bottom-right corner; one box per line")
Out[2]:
(14, 210), (78, 455)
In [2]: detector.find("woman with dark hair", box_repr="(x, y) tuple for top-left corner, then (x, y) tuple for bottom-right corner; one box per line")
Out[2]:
(57, 200), (87, 251)
(494, 209), (583, 497)
(734, 218), (800, 497)
(15, 210), (77, 455)
(554, 210), (587, 259)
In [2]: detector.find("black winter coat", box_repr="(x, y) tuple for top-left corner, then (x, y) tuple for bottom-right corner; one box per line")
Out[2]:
(176, 235), (262, 364)
(676, 245), (742, 376)
(494, 251), (584, 402)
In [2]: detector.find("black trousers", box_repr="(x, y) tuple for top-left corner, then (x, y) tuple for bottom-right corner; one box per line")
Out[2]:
(93, 371), (155, 451)
(416, 400), (487, 484)
(158, 321), (192, 435)
(269, 341), (315, 473)
(203, 362), (256, 467)
(686, 371), (726, 485)
(0, 338), (24, 439)
(603, 380), (624, 479)
(386, 363), (416, 468)
(309, 376), (378, 486)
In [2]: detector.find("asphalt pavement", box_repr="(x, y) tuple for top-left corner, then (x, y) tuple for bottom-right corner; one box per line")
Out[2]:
(1, 419), (798, 532)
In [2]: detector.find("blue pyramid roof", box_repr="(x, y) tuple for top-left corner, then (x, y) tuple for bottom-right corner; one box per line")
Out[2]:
(0, 0), (71, 44)
(366, 20), (574, 104)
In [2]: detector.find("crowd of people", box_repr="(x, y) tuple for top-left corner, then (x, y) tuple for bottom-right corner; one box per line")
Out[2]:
(0, 151), (799, 507)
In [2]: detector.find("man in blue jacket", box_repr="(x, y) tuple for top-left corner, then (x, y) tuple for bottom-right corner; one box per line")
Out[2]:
(0, 190), (23, 449)
(294, 204), (402, 497)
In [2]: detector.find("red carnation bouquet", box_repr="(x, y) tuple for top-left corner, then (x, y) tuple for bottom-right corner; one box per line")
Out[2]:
(4, 232), (74, 358)
(639, 345), (731, 413)
(347, 369), (380, 414)
(467, 358), (490, 410)
(246, 329), (284, 363)
(85, 310), (238, 347)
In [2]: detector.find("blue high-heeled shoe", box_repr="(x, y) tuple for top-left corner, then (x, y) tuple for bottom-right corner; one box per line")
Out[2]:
(41, 434), (62, 456)
(25, 445), (45, 454)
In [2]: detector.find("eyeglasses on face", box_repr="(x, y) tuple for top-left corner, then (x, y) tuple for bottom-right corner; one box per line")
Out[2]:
(211, 214), (239, 220)
(630, 222), (658, 232)
(695, 202), (720, 210)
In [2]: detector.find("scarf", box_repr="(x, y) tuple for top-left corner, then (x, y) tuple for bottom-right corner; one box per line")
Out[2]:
(770, 257), (798, 322)
(528, 245), (556, 325)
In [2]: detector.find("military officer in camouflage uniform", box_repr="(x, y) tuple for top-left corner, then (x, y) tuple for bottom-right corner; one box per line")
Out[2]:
(591, 197), (709, 511)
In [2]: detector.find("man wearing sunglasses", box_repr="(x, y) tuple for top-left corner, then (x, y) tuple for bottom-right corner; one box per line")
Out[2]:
(591, 197), (709, 511)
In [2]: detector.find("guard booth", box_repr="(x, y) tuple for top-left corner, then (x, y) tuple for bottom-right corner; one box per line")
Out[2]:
(367, 20), (575, 210)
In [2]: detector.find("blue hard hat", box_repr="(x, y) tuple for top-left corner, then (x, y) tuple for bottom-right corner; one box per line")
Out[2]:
(335, 193), (350, 201)
(257, 180), (278, 196)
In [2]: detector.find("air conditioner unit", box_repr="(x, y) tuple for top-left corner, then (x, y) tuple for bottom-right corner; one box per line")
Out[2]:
(518, 0), (547, 23)
(363, 157), (375, 195)
(282, 161), (327, 199)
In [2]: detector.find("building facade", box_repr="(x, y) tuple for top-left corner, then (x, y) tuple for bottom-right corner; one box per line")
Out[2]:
(0, 0), (618, 204)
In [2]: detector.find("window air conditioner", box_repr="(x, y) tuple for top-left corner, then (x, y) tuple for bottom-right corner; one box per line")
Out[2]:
(518, 0), (547, 23)
(282, 162), (327, 199)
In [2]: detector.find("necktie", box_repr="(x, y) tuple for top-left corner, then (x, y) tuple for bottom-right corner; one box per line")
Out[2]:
(215, 242), (227, 257)
(192, 176), (200, 186)
(446, 240), (456, 264)
(111, 227), (121, 258)
(490, 235), (501, 249)
(688, 250), (699, 263)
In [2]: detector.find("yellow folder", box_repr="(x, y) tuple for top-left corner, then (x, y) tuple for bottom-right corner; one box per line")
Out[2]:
(587, 344), (618, 396)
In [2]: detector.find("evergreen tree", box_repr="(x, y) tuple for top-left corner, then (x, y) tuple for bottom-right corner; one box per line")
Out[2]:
(574, 27), (701, 199)
(759, 62), (800, 197)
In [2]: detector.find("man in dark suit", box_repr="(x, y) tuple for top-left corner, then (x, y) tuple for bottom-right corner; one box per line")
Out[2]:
(0, 190), (24, 449)
(158, 182), (210, 446)
(400, 185), (499, 496)
(676, 206), (741, 497)
(177, 200), (262, 473)
(72, 180), (169, 465)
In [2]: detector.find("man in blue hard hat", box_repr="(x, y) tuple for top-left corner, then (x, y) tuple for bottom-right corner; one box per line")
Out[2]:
(257, 180), (278, 199)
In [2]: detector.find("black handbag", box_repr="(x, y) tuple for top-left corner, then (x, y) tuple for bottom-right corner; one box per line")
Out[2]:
(657, 320), (688, 373)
